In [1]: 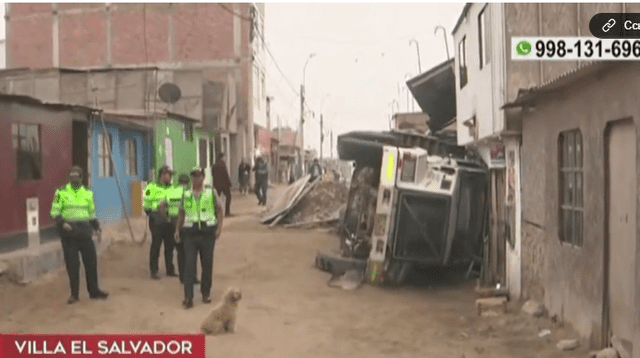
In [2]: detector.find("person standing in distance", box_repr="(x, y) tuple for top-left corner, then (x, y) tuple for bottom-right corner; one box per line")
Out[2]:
(212, 153), (233, 217)
(175, 167), (223, 309)
(143, 165), (176, 280)
(50, 166), (109, 304)
(253, 156), (269, 206)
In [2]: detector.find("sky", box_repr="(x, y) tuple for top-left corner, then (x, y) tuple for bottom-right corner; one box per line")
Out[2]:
(263, 2), (465, 158)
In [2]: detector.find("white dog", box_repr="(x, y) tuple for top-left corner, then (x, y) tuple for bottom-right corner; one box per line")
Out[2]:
(200, 287), (242, 335)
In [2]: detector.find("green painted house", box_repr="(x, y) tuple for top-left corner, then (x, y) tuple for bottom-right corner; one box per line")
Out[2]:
(153, 113), (216, 186)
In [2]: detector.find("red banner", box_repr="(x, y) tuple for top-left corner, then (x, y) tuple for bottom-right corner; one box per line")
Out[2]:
(0, 334), (205, 358)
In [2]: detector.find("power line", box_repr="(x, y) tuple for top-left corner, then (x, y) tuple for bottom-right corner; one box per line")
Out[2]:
(218, 3), (300, 97)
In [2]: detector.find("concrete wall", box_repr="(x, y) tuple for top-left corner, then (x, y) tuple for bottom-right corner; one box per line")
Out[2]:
(0, 69), (207, 124)
(394, 112), (430, 132)
(504, 3), (628, 104)
(454, 3), (506, 146)
(520, 62), (640, 347)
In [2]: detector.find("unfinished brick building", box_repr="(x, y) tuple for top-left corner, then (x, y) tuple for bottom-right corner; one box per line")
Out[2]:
(4, 3), (267, 184)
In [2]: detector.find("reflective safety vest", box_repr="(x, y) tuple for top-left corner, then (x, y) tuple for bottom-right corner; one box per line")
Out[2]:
(50, 183), (97, 221)
(143, 182), (172, 212)
(164, 185), (186, 218)
(182, 187), (217, 227)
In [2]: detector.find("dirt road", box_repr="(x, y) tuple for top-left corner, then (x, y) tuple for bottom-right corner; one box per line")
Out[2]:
(0, 187), (590, 358)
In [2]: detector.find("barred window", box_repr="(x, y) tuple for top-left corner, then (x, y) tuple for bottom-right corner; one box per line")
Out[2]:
(559, 130), (583, 246)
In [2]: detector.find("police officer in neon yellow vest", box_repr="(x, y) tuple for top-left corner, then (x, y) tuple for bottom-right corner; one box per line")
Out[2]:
(174, 167), (223, 309)
(143, 165), (177, 280)
(158, 173), (199, 284)
(50, 166), (109, 305)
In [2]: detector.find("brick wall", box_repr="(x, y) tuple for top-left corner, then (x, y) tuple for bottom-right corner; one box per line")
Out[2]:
(7, 3), (246, 67)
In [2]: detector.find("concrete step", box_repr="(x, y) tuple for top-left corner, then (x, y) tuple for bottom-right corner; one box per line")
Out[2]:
(0, 233), (112, 284)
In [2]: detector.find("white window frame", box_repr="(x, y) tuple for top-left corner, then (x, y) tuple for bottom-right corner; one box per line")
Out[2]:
(98, 132), (113, 177)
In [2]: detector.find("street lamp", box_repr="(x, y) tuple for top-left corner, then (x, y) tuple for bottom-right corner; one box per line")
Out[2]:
(299, 53), (316, 177)
(320, 94), (330, 159)
(404, 73), (414, 112)
(409, 39), (422, 73)
(434, 25), (451, 60)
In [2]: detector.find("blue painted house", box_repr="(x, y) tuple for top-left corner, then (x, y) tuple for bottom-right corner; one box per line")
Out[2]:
(90, 112), (154, 224)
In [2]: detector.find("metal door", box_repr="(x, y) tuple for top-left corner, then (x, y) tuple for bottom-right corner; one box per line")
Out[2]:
(606, 119), (636, 353)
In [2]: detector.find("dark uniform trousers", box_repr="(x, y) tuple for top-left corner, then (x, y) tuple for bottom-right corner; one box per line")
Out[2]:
(181, 225), (217, 300)
(59, 221), (100, 298)
(149, 213), (176, 275)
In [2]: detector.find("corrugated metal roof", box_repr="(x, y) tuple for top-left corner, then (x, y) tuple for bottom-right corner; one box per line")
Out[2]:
(502, 61), (618, 109)
(520, 61), (604, 93)
(0, 93), (97, 112)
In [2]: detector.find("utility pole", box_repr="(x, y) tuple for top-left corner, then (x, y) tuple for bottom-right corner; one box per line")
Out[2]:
(299, 84), (304, 177)
(320, 113), (324, 159)
(266, 96), (273, 181)
(330, 129), (333, 159)
(266, 96), (272, 131)
(277, 114), (281, 183)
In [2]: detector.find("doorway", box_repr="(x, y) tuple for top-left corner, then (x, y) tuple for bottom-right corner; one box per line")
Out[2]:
(220, 133), (230, 165)
(604, 119), (636, 353)
(72, 121), (89, 187)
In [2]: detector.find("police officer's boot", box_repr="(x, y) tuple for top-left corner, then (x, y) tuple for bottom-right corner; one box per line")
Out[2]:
(67, 295), (79, 305)
(90, 290), (109, 300)
(182, 297), (193, 309)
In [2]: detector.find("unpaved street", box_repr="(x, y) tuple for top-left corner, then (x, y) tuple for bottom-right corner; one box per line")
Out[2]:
(0, 188), (590, 358)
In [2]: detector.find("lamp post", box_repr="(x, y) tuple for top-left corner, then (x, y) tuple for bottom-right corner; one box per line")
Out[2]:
(434, 25), (451, 60)
(404, 73), (413, 112)
(409, 39), (422, 73)
(299, 53), (316, 177)
(320, 94), (330, 159)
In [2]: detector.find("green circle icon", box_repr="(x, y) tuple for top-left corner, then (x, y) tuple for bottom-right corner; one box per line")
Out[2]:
(516, 41), (532, 56)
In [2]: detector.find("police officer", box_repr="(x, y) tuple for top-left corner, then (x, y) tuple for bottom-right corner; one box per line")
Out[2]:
(143, 165), (176, 280)
(158, 174), (191, 284)
(174, 167), (223, 309)
(50, 166), (109, 304)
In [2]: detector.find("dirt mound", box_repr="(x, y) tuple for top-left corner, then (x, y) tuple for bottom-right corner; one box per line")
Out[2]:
(285, 180), (349, 225)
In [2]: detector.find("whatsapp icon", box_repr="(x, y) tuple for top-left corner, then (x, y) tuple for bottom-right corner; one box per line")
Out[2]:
(516, 40), (532, 56)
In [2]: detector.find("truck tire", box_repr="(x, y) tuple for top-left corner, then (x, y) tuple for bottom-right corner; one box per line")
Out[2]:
(315, 251), (367, 276)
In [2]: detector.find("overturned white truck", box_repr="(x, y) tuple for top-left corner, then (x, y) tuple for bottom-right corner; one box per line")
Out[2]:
(316, 130), (490, 285)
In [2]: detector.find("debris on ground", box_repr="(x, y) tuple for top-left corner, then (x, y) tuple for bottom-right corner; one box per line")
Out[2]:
(261, 175), (349, 228)
(327, 269), (364, 291)
(538, 329), (551, 338)
(0, 261), (9, 276)
(476, 297), (507, 316)
(521, 299), (546, 317)
(475, 286), (510, 300)
(595, 348), (620, 358)
(611, 335), (630, 358)
(556, 339), (580, 351)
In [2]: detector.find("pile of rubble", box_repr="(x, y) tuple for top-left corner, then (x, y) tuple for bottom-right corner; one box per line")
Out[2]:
(261, 174), (349, 228)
